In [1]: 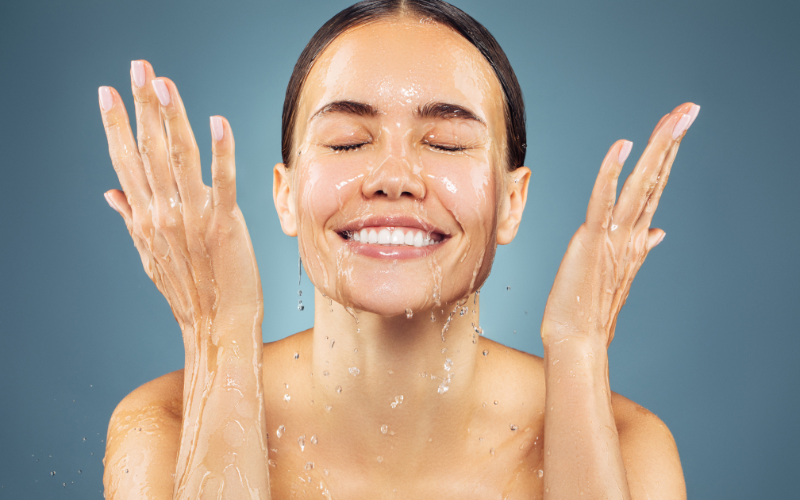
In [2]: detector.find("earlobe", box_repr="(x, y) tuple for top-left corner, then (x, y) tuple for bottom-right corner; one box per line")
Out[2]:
(273, 163), (298, 237)
(496, 166), (531, 245)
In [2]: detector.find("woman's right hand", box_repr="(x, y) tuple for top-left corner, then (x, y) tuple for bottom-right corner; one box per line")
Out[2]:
(99, 60), (263, 339)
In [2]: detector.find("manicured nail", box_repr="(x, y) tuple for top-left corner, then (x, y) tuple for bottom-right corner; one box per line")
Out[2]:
(152, 79), (170, 106)
(672, 113), (691, 140)
(210, 116), (224, 142)
(618, 140), (633, 164)
(687, 104), (701, 127)
(131, 61), (145, 88)
(104, 192), (117, 211)
(98, 86), (113, 112)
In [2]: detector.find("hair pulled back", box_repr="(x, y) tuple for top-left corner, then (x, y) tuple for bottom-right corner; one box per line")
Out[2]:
(281, 0), (526, 171)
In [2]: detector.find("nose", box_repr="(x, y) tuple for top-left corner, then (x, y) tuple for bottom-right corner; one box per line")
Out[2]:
(361, 150), (426, 200)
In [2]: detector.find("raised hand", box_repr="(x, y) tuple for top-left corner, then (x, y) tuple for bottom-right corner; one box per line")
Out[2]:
(99, 60), (263, 337)
(541, 103), (700, 347)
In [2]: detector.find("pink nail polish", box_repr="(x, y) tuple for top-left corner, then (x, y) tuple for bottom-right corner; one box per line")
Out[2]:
(152, 79), (170, 106)
(98, 87), (113, 112)
(210, 116), (224, 142)
(672, 114), (691, 140)
(687, 104), (701, 127)
(618, 140), (633, 164)
(104, 192), (117, 211)
(131, 61), (145, 88)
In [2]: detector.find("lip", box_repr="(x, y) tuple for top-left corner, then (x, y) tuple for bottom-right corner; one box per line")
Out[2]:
(337, 214), (447, 236)
(335, 214), (450, 260)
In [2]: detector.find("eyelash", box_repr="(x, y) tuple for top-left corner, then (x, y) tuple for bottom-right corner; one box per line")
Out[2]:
(327, 143), (467, 153)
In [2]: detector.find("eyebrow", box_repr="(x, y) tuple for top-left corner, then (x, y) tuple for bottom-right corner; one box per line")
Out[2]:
(310, 100), (485, 126)
(416, 101), (485, 125)
(311, 100), (379, 121)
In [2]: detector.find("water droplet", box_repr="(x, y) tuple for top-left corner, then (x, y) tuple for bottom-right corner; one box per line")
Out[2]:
(82, 437), (86, 441)
(284, 394), (291, 402)
(50, 471), (55, 476)
(330, 339), (335, 348)
(298, 435), (305, 451)
(297, 300), (304, 311)
(391, 395), (404, 408)
(506, 286), (511, 290)
(305, 462), (314, 470)
(482, 350), (488, 356)
(552, 359), (560, 365)
(443, 358), (452, 371)
(353, 348), (358, 353)
(336, 385), (342, 393)
(268, 459), (276, 467)
(325, 405), (333, 412)
(276, 425), (285, 438)
(510, 424), (518, 431)
(349, 367), (360, 376)
(489, 448), (495, 455)
(377, 456), (383, 463)
(323, 370), (329, 376)
(537, 469), (544, 478)
(437, 385), (449, 394)
(310, 435), (318, 445)
(493, 400), (499, 405)
(381, 424), (389, 434)
(294, 352), (299, 360)
(460, 307), (468, 316)
(405, 308), (413, 319)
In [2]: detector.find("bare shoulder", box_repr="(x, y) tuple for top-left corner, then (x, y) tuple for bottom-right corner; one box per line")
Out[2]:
(104, 371), (184, 499)
(611, 392), (687, 500)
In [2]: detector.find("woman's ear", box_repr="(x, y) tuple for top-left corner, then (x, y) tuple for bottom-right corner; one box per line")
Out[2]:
(496, 166), (531, 245)
(273, 163), (297, 237)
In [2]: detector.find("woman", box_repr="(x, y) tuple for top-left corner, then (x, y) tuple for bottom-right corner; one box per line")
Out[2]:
(98, 0), (696, 498)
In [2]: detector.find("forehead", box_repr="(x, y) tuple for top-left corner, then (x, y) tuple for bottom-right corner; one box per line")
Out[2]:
(298, 17), (505, 126)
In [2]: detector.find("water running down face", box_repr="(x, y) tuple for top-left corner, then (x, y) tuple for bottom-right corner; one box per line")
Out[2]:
(273, 17), (530, 317)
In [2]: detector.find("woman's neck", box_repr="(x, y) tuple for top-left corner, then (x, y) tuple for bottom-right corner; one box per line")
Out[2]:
(308, 288), (487, 449)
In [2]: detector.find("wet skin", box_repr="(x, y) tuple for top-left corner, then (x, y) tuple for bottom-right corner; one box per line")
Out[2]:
(100, 16), (693, 500)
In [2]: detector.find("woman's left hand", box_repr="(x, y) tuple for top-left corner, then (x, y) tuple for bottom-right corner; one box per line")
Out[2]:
(541, 103), (699, 348)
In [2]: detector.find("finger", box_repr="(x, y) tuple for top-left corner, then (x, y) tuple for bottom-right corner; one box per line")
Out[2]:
(646, 228), (666, 251)
(99, 86), (152, 212)
(104, 188), (132, 220)
(586, 140), (631, 229)
(210, 116), (237, 213)
(647, 103), (698, 143)
(131, 61), (179, 207)
(612, 109), (693, 231)
(632, 138), (680, 235)
(151, 77), (206, 213)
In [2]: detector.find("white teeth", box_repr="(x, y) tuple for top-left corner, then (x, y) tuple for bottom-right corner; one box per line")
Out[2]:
(391, 229), (404, 245)
(351, 228), (440, 247)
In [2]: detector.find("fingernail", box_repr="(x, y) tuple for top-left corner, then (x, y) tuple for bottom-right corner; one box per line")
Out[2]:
(672, 113), (691, 140)
(98, 86), (113, 112)
(687, 104), (701, 127)
(618, 140), (633, 164)
(152, 79), (170, 106)
(656, 232), (666, 246)
(131, 61), (145, 88)
(210, 116), (224, 142)
(104, 192), (117, 211)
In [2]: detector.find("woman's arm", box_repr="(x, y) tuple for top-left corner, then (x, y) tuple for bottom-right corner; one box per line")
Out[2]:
(99, 60), (270, 499)
(540, 103), (697, 499)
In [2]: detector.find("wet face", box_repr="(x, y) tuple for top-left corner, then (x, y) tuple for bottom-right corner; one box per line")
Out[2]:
(274, 17), (528, 317)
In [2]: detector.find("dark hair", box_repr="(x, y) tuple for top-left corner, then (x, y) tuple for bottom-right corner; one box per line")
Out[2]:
(281, 0), (526, 170)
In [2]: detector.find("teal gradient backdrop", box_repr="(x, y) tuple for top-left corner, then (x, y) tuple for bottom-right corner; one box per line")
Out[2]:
(1, 0), (798, 497)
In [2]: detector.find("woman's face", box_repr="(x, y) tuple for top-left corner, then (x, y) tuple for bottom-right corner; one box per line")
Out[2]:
(275, 17), (528, 317)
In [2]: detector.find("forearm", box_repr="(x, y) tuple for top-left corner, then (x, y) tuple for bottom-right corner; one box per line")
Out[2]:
(542, 335), (630, 500)
(175, 310), (270, 500)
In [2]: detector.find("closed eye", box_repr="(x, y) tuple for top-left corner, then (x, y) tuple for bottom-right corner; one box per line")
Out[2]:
(426, 142), (467, 153)
(329, 143), (368, 152)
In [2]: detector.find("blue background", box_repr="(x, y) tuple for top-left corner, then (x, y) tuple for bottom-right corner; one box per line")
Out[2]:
(1, 0), (798, 497)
